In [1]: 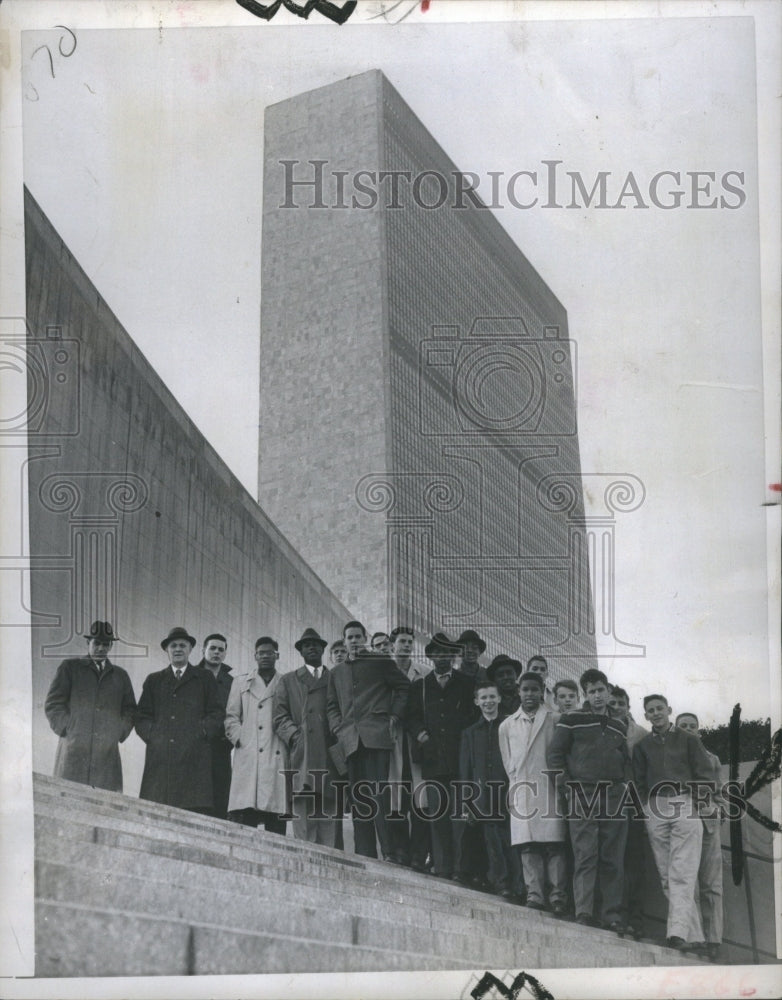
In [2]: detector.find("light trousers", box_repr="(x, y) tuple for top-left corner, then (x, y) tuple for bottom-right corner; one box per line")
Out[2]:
(645, 794), (704, 942)
(698, 815), (723, 944)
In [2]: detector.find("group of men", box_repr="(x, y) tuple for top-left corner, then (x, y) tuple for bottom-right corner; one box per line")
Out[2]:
(44, 619), (725, 960)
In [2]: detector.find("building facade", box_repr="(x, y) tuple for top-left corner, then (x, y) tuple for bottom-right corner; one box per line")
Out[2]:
(259, 70), (596, 678)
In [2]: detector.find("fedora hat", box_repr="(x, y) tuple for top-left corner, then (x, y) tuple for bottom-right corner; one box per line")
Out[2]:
(294, 627), (328, 652)
(161, 626), (196, 651)
(84, 620), (115, 643)
(456, 628), (487, 654)
(424, 631), (461, 658)
(486, 654), (522, 683)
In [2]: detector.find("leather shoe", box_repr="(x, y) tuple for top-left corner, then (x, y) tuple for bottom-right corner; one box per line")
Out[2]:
(666, 936), (686, 951)
(576, 913), (596, 927)
(606, 921), (625, 936)
(550, 901), (567, 917)
(526, 900), (547, 912)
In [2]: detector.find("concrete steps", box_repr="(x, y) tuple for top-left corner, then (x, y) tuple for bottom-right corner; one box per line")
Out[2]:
(33, 773), (701, 976)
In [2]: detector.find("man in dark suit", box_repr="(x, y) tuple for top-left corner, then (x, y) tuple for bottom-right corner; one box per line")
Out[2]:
(44, 620), (136, 792)
(273, 627), (344, 848)
(196, 632), (234, 819)
(135, 626), (224, 813)
(326, 620), (410, 860)
(407, 632), (479, 880)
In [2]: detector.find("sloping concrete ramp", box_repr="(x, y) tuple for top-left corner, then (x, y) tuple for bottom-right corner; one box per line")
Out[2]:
(34, 773), (698, 977)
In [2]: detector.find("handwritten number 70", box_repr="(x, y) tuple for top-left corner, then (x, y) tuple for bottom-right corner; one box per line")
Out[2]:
(31, 26), (77, 80)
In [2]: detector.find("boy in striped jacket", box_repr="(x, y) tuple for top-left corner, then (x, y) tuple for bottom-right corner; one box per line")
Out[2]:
(547, 668), (631, 932)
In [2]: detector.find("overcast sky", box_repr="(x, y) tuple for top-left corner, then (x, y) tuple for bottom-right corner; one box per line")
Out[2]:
(18, 9), (774, 727)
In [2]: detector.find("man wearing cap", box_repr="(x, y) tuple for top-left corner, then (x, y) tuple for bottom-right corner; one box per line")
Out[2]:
(136, 626), (224, 813)
(197, 633), (234, 820)
(406, 632), (478, 880)
(273, 628), (343, 847)
(44, 620), (136, 792)
(487, 655), (522, 720)
(326, 620), (410, 860)
(455, 629), (489, 683)
(226, 637), (289, 833)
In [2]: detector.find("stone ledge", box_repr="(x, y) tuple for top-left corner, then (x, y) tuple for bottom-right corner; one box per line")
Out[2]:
(36, 899), (473, 977)
(34, 774), (704, 975)
(35, 859), (522, 968)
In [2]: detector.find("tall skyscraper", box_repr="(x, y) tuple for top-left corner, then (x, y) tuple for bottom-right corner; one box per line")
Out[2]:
(259, 70), (596, 677)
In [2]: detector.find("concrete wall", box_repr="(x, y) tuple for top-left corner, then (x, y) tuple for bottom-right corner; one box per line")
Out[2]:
(24, 186), (352, 797)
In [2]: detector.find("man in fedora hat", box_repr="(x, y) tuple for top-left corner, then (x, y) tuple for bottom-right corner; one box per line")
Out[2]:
(44, 620), (136, 792)
(487, 655), (523, 720)
(273, 627), (344, 848)
(455, 629), (489, 683)
(196, 633), (235, 819)
(406, 632), (478, 880)
(135, 626), (224, 813)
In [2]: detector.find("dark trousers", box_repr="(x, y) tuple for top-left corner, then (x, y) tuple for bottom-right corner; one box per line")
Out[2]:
(483, 821), (524, 896)
(569, 784), (627, 924)
(460, 819), (489, 883)
(386, 787), (411, 864)
(347, 743), (392, 859)
(229, 807), (287, 835)
(409, 800), (432, 868)
(621, 815), (647, 932)
(422, 777), (465, 878)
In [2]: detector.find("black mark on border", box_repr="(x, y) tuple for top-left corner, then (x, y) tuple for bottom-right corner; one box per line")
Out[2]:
(235, 0), (357, 24)
(471, 971), (555, 1000)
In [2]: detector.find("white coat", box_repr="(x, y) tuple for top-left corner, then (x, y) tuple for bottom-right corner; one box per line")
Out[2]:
(499, 707), (565, 846)
(225, 670), (288, 814)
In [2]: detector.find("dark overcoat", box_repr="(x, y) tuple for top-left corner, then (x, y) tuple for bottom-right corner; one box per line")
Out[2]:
(326, 653), (410, 759)
(135, 663), (224, 809)
(406, 670), (478, 779)
(197, 658), (235, 818)
(44, 656), (136, 792)
(273, 664), (341, 804)
(459, 715), (509, 820)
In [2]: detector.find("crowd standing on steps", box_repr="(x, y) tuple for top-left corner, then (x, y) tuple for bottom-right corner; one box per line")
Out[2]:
(45, 618), (728, 962)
